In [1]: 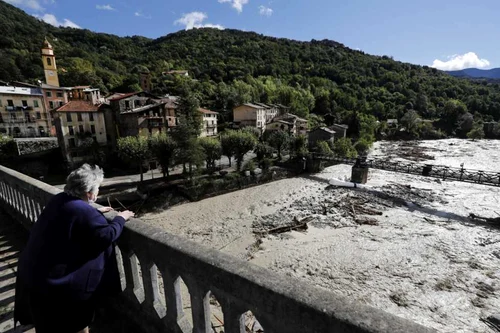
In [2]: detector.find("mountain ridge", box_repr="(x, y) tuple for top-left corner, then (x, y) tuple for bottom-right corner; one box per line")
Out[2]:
(1, 0), (500, 127)
(446, 68), (500, 79)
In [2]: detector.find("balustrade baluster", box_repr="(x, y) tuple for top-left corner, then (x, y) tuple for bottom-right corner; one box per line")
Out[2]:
(185, 278), (211, 333)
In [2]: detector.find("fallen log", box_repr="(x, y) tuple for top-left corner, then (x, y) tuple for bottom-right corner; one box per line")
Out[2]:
(355, 216), (379, 226)
(256, 216), (312, 235)
(469, 213), (500, 225)
(353, 204), (383, 216)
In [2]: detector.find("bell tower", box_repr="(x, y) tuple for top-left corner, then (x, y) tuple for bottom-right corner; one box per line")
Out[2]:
(41, 37), (60, 87)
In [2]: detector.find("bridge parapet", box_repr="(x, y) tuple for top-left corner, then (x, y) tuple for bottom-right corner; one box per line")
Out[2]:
(0, 164), (436, 333)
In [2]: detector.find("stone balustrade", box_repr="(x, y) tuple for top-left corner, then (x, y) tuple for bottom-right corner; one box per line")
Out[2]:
(0, 164), (436, 333)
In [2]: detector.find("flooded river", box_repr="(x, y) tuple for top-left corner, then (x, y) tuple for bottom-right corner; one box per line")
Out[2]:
(141, 139), (500, 332)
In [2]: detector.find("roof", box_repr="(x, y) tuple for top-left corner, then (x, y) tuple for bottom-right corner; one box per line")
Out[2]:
(120, 103), (166, 115)
(330, 124), (349, 130)
(108, 92), (141, 101)
(0, 86), (43, 96)
(310, 127), (336, 135)
(54, 100), (102, 112)
(10, 81), (38, 88)
(199, 108), (218, 115)
(268, 119), (293, 126)
(235, 103), (266, 110)
(41, 83), (71, 90)
(165, 70), (189, 75)
(42, 37), (52, 49)
(254, 102), (272, 109)
(275, 113), (308, 122)
(71, 86), (92, 90)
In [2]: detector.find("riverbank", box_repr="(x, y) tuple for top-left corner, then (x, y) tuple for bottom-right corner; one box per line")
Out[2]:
(141, 139), (500, 332)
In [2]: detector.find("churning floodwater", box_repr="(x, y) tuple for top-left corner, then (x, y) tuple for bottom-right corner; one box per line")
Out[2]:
(141, 139), (500, 332)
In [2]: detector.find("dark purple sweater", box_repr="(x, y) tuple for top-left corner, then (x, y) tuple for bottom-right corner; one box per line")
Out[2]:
(16, 192), (126, 301)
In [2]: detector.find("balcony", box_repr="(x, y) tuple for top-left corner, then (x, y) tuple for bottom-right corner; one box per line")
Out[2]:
(0, 165), (436, 333)
(4, 106), (34, 112)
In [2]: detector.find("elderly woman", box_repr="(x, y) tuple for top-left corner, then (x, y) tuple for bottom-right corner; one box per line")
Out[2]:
(14, 164), (135, 333)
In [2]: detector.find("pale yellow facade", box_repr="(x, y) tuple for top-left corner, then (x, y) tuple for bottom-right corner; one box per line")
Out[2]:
(233, 104), (267, 131)
(0, 87), (50, 137)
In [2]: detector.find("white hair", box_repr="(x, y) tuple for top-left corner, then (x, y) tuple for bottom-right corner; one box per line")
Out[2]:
(64, 164), (104, 198)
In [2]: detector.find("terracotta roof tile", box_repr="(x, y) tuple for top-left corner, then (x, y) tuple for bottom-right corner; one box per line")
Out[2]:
(55, 100), (101, 112)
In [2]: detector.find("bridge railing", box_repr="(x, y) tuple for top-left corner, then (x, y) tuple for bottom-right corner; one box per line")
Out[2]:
(0, 164), (436, 333)
(311, 153), (500, 187)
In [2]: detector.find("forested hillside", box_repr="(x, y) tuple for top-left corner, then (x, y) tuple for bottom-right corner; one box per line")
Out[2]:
(1, 0), (500, 135)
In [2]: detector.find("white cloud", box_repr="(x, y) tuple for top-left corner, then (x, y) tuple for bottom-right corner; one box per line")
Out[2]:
(36, 13), (81, 28)
(175, 12), (224, 30)
(259, 5), (273, 16)
(135, 11), (152, 19)
(5, 0), (46, 11)
(96, 4), (115, 11)
(218, 0), (249, 13)
(431, 52), (491, 71)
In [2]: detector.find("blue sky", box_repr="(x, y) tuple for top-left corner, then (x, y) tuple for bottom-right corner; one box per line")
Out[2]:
(5, 0), (498, 70)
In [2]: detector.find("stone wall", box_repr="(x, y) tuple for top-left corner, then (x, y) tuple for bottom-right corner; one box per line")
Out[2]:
(0, 164), (437, 333)
(14, 137), (59, 155)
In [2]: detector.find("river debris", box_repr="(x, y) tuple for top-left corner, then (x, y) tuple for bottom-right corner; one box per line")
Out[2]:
(481, 314), (500, 332)
(254, 216), (312, 235)
(469, 213), (500, 226)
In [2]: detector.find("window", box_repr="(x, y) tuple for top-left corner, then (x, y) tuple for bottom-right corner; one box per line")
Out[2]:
(66, 113), (72, 122)
(91, 125), (96, 134)
(125, 101), (130, 109)
(68, 138), (76, 148)
(7, 100), (13, 107)
(39, 127), (45, 136)
(34, 100), (39, 108)
(79, 125), (84, 133)
(93, 136), (97, 143)
(46, 91), (52, 98)
(68, 126), (74, 136)
(0, 100), (2, 107)
(89, 113), (94, 121)
(59, 101), (64, 107)
(77, 113), (83, 122)
(49, 101), (54, 109)
(10, 113), (16, 120)
(24, 112), (30, 122)
(47, 57), (52, 66)
(36, 112), (41, 120)
(22, 100), (28, 107)
(0, 113), (3, 123)
(56, 92), (63, 98)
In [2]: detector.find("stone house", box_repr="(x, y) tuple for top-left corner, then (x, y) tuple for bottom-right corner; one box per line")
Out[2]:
(308, 127), (336, 149)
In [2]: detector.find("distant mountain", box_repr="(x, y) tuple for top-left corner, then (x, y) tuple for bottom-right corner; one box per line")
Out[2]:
(447, 68), (500, 79)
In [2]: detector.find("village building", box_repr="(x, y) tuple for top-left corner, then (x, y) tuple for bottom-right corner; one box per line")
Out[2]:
(308, 127), (336, 149)
(266, 113), (308, 136)
(52, 88), (107, 166)
(329, 124), (348, 138)
(0, 86), (49, 138)
(199, 108), (218, 137)
(233, 103), (293, 132)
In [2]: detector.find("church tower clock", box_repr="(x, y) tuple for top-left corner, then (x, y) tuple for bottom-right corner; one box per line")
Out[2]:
(41, 38), (60, 87)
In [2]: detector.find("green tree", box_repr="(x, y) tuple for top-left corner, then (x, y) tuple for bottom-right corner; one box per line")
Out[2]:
(0, 136), (17, 162)
(467, 122), (485, 140)
(333, 137), (358, 158)
(221, 131), (237, 167)
(400, 110), (420, 134)
(241, 126), (261, 140)
(117, 136), (151, 183)
(266, 130), (290, 160)
(255, 142), (273, 167)
(354, 138), (371, 156)
(150, 133), (177, 178)
(316, 141), (334, 156)
(199, 137), (222, 172)
(292, 135), (308, 159)
(233, 130), (258, 171)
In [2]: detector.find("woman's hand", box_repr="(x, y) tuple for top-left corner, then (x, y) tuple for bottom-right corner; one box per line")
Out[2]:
(117, 210), (135, 221)
(98, 206), (114, 213)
